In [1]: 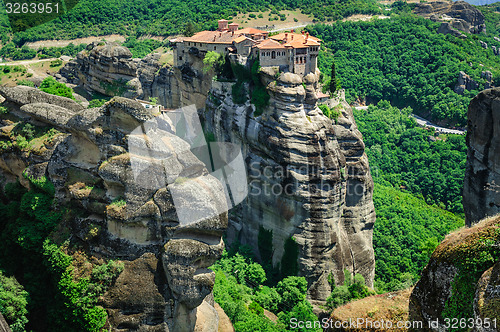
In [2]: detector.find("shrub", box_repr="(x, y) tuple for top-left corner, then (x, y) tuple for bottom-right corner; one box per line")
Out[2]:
(203, 51), (223, 74)
(248, 301), (263, 315)
(50, 59), (63, 67)
(0, 271), (29, 332)
(319, 104), (340, 122)
(276, 276), (307, 309)
(326, 270), (375, 309)
(232, 81), (247, 104)
(16, 80), (34, 87)
(20, 123), (35, 140)
(251, 85), (269, 116)
(254, 286), (281, 312)
(40, 76), (74, 99)
(280, 237), (299, 277)
(88, 99), (107, 108)
(4, 181), (27, 201)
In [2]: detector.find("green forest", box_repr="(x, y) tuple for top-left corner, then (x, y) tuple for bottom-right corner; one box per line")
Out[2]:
(354, 101), (467, 213)
(351, 102), (465, 291)
(0, 0), (379, 45)
(0, 0), (497, 329)
(309, 13), (500, 126)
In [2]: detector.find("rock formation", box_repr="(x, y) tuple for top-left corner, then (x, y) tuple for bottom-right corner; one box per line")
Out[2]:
(59, 42), (214, 110)
(437, 22), (467, 39)
(201, 65), (376, 304)
(409, 215), (500, 331)
(463, 87), (500, 226)
(414, 1), (486, 35)
(0, 313), (11, 332)
(59, 41), (377, 306)
(0, 86), (229, 331)
(454, 71), (480, 95)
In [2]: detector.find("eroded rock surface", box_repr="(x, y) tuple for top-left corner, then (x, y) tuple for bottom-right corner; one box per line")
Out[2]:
(0, 87), (227, 331)
(59, 42), (214, 110)
(202, 67), (376, 304)
(409, 216), (500, 331)
(414, 1), (486, 34)
(463, 87), (500, 225)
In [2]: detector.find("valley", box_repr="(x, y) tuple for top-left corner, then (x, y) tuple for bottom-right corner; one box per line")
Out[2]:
(0, 0), (499, 332)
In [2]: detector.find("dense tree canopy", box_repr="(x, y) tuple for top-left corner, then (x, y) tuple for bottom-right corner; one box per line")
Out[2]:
(354, 101), (467, 213)
(351, 102), (466, 290)
(0, 0), (379, 45)
(309, 14), (500, 125)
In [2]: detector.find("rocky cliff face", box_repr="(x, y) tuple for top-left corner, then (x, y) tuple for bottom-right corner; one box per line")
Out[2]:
(59, 42), (214, 110)
(463, 87), (500, 226)
(0, 86), (227, 331)
(59, 42), (377, 307)
(409, 215), (500, 331)
(201, 66), (376, 304)
(414, 1), (486, 35)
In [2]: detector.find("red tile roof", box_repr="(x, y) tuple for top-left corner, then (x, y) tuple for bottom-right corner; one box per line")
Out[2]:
(271, 32), (321, 43)
(184, 30), (238, 44)
(255, 39), (286, 49)
(238, 27), (269, 35)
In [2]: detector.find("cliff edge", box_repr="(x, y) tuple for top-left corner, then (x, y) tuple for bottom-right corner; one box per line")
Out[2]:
(202, 65), (376, 305)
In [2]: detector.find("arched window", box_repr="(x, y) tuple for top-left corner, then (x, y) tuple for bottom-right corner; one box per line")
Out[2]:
(271, 51), (276, 59)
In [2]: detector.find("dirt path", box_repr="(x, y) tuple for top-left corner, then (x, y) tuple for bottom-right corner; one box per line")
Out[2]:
(342, 14), (390, 22)
(25, 34), (126, 49)
(0, 58), (58, 66)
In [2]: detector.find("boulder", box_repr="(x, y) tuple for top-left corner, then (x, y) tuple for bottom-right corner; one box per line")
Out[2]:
(409, 216), (500, 331)
(454, 71), (479, 95)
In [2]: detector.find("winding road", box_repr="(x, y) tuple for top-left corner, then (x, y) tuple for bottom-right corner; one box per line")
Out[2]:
(353, 105), (466, 135)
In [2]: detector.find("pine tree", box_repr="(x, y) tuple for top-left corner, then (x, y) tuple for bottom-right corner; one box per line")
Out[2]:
(329, 61), (337, 93)
(184, 22), (196, 37)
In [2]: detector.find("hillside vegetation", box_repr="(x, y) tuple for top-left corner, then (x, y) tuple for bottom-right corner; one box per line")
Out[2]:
(352, 102), (465, 291)
(310, 14), (500, 126)
(0, 0), (379, 46)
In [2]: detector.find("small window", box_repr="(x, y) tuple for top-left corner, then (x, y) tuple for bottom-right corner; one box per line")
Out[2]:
(214, 46), (216, 50)
(179, 56), (183, 61)
(271, 51), (276, 59)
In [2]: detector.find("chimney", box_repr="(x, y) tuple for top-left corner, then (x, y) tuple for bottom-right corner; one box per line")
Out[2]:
(218, 19), (228, 31)
(305, 32), (309, 44)
(232, 31), (234, 36)
(301, 30), (305, 34)
(228, 23), (239, 32)
(284, 33), (288, 41)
